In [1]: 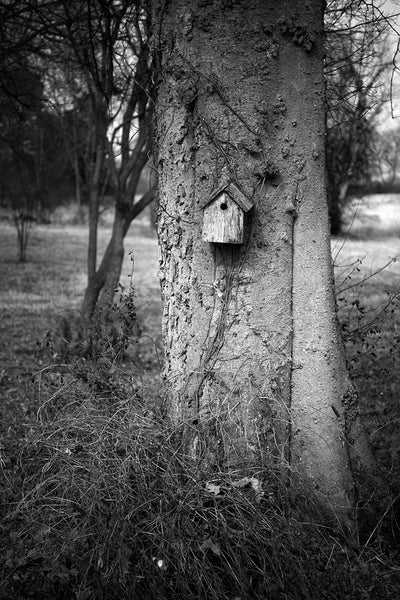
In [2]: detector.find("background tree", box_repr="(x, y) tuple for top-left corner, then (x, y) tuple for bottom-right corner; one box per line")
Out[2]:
(30, 0), (154, 316)
(0, 8), (73, 261)
(0, 0), (154, 316)
(371, 123), (400, 190)
(153, 0), (377, 522)
(0, 106), (73, 260)
(325, 0), (390, 234)
(0, 1), (44, 260)
(58, 100), (93, 220)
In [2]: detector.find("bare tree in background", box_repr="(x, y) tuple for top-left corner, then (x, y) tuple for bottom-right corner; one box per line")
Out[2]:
(372, 124), (400, 190)
(1, 0), (154, 315)
(36, 0), (154, 316)
(0, 5), (74, 261)
(325, 0), (391, 234)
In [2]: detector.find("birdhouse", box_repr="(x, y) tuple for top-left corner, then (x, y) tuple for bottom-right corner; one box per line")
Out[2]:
(201, 182), (253, 244)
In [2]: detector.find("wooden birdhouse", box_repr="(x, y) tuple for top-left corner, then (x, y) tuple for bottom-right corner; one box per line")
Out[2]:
(201, 182), (253, 244)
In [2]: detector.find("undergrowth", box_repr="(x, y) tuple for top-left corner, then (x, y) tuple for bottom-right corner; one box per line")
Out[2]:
(2, 379), (400, 600)
(1, 332), (400, 599)
(334, 249), (400, 484)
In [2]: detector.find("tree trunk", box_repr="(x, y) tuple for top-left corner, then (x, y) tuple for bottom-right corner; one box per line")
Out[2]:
(153, 0), (374, 521)
(81, 207), (126, 317)
(86, 140), (104, 284)
(73, 153), (82, 210)
(81, 189), (154, 317)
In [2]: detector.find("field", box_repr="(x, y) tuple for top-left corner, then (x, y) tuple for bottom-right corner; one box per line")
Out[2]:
(1, 197), (400, 598)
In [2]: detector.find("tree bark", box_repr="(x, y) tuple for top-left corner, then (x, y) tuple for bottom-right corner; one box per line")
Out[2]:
(153, 0), (375, 521)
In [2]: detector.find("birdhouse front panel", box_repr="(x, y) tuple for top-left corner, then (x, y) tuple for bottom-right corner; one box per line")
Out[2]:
(202, 192), (244, 244)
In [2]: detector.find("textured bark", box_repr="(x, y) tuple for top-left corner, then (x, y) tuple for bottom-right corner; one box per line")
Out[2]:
(153, 0), (371, 520)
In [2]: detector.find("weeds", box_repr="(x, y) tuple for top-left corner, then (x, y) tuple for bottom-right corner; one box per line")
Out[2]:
(334, 249), (400, 485)
(2, 383), (400, 600)
(2, 315), (400, 599)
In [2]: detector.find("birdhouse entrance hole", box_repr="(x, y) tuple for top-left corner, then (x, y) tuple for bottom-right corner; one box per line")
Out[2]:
(220, 202), (228, 210)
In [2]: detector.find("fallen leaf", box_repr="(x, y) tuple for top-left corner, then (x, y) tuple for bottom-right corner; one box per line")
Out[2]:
(205, 482), (221, 495)
(200, 537), (221, 556)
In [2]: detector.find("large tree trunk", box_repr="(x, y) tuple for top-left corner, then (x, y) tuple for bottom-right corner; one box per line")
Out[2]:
(153, 0), (375, 521)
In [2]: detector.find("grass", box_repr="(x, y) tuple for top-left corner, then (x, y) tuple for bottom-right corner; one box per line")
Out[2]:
(2, 383), (400, 599)
(1, 198), (400, 598)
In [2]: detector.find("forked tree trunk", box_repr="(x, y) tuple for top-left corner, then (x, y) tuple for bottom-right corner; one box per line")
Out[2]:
(81, 208), (126, 317)
(81, 189), (154, 317)
(153, 0), (376, 521)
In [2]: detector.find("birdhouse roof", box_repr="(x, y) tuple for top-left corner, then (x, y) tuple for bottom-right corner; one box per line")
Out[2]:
(201, 182), (253, 212)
